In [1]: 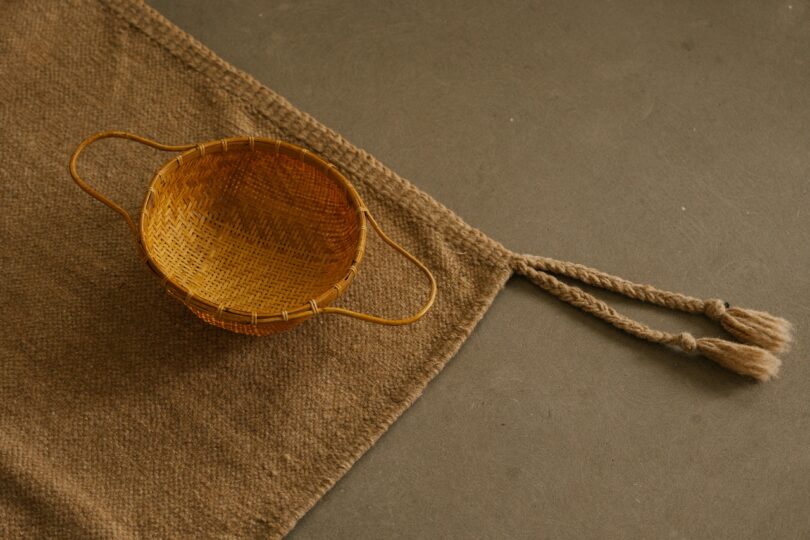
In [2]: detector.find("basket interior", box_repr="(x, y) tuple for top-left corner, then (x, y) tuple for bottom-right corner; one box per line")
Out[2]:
(141, 145), (362, 314)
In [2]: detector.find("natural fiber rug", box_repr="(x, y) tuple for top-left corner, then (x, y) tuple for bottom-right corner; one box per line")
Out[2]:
(0, 1), (792, 538)
(1, 2), (511, 537)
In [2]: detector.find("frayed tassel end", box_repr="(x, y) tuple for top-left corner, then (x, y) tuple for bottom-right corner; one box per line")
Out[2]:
(696, 337), (781, 382)
(720, 307), (794, 354)
(704, 300), (793, 353)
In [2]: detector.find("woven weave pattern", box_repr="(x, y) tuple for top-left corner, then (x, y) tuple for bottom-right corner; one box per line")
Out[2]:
(141, 140), (363, 334)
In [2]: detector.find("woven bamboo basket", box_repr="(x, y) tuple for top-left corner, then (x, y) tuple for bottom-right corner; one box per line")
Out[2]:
(69, 131), (436, 335)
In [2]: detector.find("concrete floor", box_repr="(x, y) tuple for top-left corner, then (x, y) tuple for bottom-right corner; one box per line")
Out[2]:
(149, 1), (810, 538)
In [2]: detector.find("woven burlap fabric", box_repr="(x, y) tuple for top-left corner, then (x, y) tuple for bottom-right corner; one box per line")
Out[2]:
(0, 1), (513, 537)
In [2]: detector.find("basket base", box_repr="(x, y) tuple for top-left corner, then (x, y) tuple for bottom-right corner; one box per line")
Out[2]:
(191, 307), (308, 336)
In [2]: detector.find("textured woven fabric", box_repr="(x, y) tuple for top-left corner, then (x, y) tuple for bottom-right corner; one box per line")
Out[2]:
(0, 1), (512, 537)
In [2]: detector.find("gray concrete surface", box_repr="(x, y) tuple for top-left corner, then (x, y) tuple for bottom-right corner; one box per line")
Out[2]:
(148, 1), (810, 538)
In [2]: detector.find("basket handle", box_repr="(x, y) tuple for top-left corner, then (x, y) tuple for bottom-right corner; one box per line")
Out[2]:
(321, 210), (437, 325)
(69, 131), (196, 239)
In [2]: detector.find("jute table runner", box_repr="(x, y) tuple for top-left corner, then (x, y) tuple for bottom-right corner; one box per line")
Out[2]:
(0, 1), (792, 537)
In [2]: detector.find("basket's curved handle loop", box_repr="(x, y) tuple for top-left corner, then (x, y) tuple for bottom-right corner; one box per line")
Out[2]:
(321, 210), (437, 325)
(69, 131), (196, 239)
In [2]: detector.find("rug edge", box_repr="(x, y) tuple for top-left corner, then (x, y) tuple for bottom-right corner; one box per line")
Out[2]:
(281, 265), (513, 537)
(103, 0), (513, 268)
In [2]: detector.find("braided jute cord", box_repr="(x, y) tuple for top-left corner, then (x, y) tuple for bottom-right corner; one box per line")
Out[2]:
(511, 254), (793, 381)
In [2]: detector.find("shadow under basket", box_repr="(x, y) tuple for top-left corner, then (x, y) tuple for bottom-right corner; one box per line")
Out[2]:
(69, 131), (436, 335)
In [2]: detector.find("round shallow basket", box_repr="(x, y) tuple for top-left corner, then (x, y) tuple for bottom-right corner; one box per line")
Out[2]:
(69, 131), (436, 335)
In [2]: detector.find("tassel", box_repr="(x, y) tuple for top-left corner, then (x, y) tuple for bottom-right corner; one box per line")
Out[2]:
(694, 337), (781, 382)
(704, 300), (793, 353)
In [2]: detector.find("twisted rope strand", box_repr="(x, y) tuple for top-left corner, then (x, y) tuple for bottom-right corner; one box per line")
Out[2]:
(513, 259), (690, 350)
(511, 255), (785, 381)
(518, 254), (707, 314)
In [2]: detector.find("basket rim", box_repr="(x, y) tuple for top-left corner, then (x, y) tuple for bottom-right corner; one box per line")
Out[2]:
(137, 135), (368, 325)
